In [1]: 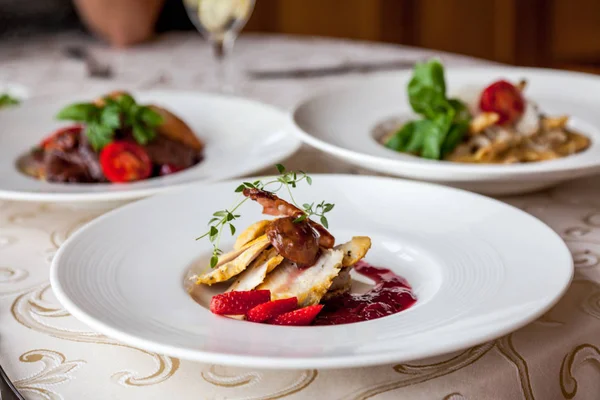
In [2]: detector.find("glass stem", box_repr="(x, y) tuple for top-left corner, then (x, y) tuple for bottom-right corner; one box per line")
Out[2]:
(212, 34), (235, 93)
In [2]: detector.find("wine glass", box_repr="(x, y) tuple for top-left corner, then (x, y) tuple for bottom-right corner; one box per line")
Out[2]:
(184, 0), (255, 93)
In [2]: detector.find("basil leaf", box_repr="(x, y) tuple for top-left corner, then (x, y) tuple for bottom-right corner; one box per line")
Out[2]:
(385, 121), (417, 151)
(122, 104), (137, 126)
(408, 86), (450, 118)
(411, 59), (446, 95)
(100, 104), (121, 129)
(387, 118), (449, 158)
(421, 111), (454, 160)
(404, 120), (431, 153)
(132, 124), (153, 145)
(449, 98), (470, 124)
(390, 59), (474, 160)
(442, 121), (469, 158)
(58, 93), (163, 151)
(85, 122), (114, 151)
(139, 106), (163, 127)
(103, 97), (118, 108)
(432, 99), (471, 157)
(419, 121), (445, 160)
(56, 102), (98, 121)
(117, 94), (135, 111)
(407, 59), (448, 117)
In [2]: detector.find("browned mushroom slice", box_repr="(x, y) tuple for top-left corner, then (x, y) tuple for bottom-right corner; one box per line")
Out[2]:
(149, 105), (204, 152)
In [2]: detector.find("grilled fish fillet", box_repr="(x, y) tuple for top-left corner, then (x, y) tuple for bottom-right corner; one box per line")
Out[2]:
(323, 267), (352, 300)
(337, 236), (371, 267)
(226, 247), (284, 292)
(323, 236), (372, 299)
(194, 235), (270, 285)
(257, 248), (344, 307)
(234, 220), (271, 250)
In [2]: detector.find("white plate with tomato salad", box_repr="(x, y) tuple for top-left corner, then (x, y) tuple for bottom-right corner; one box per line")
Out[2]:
(0, 90), (300, 202)
(293, 61), (600, 195)
(50, 171), (572, 369)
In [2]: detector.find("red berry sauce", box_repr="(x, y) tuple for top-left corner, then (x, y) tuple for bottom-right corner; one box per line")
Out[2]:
(313, 261), (416, 325)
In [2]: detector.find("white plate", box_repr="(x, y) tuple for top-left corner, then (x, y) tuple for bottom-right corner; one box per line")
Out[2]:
(50, 175), (572, 369)
(0, 82), (29, 101)
(0, 90), (300, 202)
(292, 67), (600, 195)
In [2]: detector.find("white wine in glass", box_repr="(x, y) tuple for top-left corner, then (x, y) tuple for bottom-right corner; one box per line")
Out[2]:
(184, 0), (255, 92)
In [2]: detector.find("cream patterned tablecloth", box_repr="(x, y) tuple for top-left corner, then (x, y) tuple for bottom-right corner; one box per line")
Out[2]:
(1, 33), (600, 400)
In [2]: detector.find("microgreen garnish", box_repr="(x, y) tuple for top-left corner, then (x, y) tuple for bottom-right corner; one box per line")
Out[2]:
(0, 93), (20, 108)
(295, 201), (334, 228)
(197, 164), (334, 268)
(56, 93), (163, 151)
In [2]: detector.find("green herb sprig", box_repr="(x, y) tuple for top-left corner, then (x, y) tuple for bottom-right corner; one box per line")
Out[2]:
(294, 201), (334, 228)
(0, 93), (20, 108)
(197, 164), (334, 268)
(384, 58), (472, 159)
(56, 93), (163, 151)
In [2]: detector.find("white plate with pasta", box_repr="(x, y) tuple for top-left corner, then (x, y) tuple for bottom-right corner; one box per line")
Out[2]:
(292, 62), (600, 195)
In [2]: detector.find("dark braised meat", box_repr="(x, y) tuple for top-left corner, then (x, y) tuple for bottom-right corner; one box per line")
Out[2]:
(266, 216), (320, 266)
(142, 134), (203, 168)
(27, 130), (202, 183)
(45, 150), (96, 183)
(77, 133), (106, 181)
(44, 130), (106, 183)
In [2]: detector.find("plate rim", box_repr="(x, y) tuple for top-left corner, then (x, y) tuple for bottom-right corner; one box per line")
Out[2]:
(291, 66), (600, 180)
(0, 89), (301, 202)
(49, 174), (574, 369)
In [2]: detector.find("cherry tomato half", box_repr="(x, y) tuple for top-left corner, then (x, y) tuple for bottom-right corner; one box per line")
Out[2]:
(99, 141), (152, 183)
(479, 80), (525, 125)
(40, 125), (83, 151)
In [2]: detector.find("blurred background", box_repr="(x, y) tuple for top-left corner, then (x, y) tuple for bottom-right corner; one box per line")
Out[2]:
(2, 0), (600, 73)
(244, 0), (600, 72)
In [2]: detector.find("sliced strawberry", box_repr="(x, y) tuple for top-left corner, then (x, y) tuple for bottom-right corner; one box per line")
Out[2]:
(269, 304), (324, 326)
(210, 290), (270, 315)
(247, 297), (298, 323)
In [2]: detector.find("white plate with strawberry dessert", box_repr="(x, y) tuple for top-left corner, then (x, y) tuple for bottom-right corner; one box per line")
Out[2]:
(293, 61), (600, 195)
(50, 169), (572, 369)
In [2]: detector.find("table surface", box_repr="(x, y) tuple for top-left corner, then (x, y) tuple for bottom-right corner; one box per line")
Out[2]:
(2, 32), (600, 400)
